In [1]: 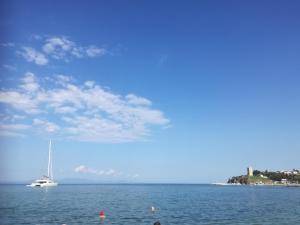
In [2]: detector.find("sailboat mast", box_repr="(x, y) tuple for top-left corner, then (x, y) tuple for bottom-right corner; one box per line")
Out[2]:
(47, 140), (52, 179)
(50, 141), (53, 180)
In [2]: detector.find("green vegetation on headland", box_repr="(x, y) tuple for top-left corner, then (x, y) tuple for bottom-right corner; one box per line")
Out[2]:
(228, 169), (300, 185)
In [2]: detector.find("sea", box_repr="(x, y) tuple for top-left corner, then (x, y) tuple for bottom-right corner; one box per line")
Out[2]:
(0, 184), (300, 225)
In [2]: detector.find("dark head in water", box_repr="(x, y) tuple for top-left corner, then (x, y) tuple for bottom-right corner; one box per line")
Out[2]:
(153, 221), (161, 225)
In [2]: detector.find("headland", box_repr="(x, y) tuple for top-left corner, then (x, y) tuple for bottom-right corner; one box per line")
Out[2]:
(226, 167), (300, 186)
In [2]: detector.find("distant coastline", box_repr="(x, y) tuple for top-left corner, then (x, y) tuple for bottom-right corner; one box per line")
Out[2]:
(225, 167), (300, 187)
(213, 182), (300, 187)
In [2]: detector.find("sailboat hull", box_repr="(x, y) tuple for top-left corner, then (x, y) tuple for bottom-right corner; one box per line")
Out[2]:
(27, 180), (58, 187)
(27, 184), (58, 187)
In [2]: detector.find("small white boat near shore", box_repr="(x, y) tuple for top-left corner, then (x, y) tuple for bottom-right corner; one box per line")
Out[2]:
(27, 140), (58, 187)
(212, 182), (241, 186)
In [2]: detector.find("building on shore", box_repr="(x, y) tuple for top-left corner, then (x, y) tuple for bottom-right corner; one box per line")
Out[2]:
(247, 166), (253, 177)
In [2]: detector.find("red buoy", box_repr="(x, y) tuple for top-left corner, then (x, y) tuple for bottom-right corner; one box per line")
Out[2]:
(99, 210), (106, 219)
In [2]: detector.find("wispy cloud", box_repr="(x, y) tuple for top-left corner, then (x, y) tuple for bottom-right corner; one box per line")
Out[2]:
(29, 34), (43, 40)
(0, 72), (169, 143)
(126, 94), (152, 106)
(33, 118), (60, 133)
(2, 64), (17, 71)
(18, 35), (108, 65)
(0, 124), (30, 130)
(74, 165), (121, 176)
(0, 42), (15, 47)
(0, 91), (40, 114)
(74, 165), (139, 179)
(13, 35), (108, 65)
(19, 47), (48, 65)
(86, 46), (107, 57)
(0, 123), (30, 137)
(43, 36), (75, 59)
(20, 72), (40, 92)
(42, 36), (107, 60)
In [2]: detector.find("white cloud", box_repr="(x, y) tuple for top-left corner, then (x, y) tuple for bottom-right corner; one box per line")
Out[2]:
(0, 72), (41, 113)
(0, 73), (169, 143)
(19, 47), (48, 65)
(0, 123), (30, 137)
(20, 72), (40, 92)
(54, 74), (74, 87)
(42, 36), (107, 61)
(71, 46), (84, 58)
(0, 91), (40, 114)
(33, 118), (60, 133)
(74, 165), (120, 176)
(84, 81), (94, 88)
(18, 36), (108, 65)
(126, 94), (152, 106)
(74, 165), (139, 179)
(86, 46), (106, 57)
(54, 106), (77, 114)
(43, 37), (75, 59)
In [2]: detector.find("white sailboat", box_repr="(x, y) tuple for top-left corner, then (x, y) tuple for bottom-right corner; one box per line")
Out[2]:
(27, 140), (58, 187)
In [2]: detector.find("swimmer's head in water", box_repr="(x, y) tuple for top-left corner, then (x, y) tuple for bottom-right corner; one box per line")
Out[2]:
(153, 221), (161, 225)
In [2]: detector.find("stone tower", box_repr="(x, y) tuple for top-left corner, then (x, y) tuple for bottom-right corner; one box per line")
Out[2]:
(247, 166), (253, 177)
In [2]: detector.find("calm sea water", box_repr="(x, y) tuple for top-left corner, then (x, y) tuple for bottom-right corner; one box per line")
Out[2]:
(0, 184), (300, 225)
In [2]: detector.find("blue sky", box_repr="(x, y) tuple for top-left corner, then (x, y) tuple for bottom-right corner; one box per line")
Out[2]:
(0, 1), (300, 183)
